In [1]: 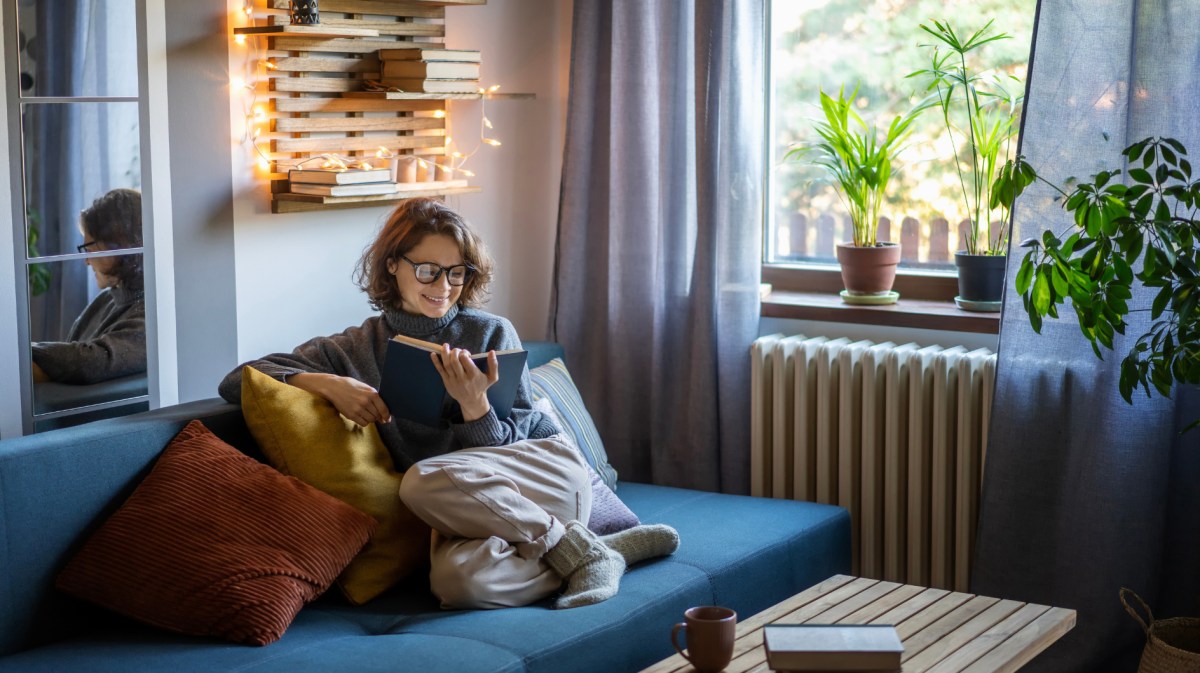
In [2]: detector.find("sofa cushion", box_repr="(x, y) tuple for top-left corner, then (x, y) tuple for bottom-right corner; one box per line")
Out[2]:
(529, 357), (618, 489)
(240, 366), (431, 605)
(55, 420), (376, 646)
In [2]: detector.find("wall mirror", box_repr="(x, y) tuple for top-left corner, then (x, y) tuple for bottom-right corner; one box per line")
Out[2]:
(9, 0), (150, 433)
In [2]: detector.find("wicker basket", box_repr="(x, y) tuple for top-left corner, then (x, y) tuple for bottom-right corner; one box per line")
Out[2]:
(1121, 588), (1200, 673)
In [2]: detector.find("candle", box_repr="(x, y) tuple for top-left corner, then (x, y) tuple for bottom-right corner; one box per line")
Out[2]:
(392, 156), (417, 183)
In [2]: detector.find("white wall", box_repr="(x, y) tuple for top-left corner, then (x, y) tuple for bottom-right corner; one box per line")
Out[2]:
(228, 1), (572, 362)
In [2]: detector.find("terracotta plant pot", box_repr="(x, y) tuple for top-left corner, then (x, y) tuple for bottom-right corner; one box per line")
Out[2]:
(836, 242), (901, 295)
(954, 252), (1008, 305)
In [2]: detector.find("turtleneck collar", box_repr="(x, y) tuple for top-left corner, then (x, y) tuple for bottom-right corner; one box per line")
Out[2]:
(109, 285), (145, 307)
(383, 303), (460, 337)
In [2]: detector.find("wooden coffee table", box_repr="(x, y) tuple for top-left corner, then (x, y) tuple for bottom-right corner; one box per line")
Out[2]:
(641, 574), (1075, 673)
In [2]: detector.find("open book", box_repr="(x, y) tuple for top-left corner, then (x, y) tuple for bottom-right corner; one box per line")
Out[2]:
(378, 334), (528, 427)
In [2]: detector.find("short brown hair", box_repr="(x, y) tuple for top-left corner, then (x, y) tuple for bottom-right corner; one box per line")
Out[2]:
(356, 198), (494, 312)
(81, 188), (143, 290)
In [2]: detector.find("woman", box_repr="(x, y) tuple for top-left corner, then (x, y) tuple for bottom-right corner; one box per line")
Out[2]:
(218, 198), (677, 610)
(32, 188), (146, 385)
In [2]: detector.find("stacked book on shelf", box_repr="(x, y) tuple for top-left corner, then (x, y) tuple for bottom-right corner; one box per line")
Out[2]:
(762, 624), (904, 672)
(287, 167), (396, 198)
(377, 47), (481, 94)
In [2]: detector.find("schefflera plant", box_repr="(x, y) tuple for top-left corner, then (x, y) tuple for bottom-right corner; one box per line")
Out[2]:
(1008, 137), (1200, 428)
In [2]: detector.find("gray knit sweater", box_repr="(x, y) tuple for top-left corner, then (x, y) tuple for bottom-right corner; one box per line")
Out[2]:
(31, 286), (147, 384)
(218, 304), (558, 470)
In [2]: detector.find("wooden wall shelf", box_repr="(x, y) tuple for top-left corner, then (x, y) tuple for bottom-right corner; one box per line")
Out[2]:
(237, 0), (530, 213)
(273, 186), (483, 213)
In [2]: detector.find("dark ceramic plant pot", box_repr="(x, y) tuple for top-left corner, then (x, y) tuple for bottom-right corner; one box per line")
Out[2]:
(955, 251), (1008, 303)
(836, 242), (901, 294)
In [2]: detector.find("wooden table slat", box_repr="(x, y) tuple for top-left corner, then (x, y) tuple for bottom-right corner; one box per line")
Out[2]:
(895, 592), (978, 641)
(871, 587), (952, 627)
(959, 607), (1077, 673)
(923, 603), (1049, 673)
(798, 580), (907, 625)
(841, 583), (928, 624)
(903, 599), (1024, 671)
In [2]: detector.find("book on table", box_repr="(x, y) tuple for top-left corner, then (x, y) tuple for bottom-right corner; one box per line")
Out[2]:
(378, 334), (528, 428)
(287, 168), (391, 185)
(381, 60), (481, 80)
(289, 182), (399, 197)
(762, 624), (903, 672)
(377, 47), (481, 62)
(379, 78), (481, 94)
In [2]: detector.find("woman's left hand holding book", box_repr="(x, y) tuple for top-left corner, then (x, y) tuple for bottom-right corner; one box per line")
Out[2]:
(431, 345), (499, 422)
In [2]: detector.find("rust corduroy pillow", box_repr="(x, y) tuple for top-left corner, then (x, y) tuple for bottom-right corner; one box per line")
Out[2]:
(56, 420), (376, 646)
(239, 366), (432, 605)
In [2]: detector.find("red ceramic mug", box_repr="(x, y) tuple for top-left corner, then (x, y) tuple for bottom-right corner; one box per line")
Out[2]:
(671, 605), (737, 673)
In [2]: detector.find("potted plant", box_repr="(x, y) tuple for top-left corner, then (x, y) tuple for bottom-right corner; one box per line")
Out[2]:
(783, 85), (929, 305)
(911, 19), (1024, 310)
(1006, 136), (1200, 430)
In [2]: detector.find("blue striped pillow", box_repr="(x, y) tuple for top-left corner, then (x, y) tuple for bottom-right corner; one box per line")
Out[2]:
(529, 358), (618, 490)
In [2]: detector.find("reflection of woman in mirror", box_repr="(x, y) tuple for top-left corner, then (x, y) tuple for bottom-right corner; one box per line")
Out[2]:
(31, 189), (146, 384)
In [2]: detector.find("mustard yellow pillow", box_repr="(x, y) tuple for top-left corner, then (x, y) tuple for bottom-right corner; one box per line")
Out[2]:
(240, 366), (430, 605)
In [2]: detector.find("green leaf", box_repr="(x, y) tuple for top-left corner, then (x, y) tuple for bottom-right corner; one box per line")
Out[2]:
(1152, 284), (1173, 319)
(1016, 253), (1035, 295)
(1032, 268), (1052, 315)
(1129, 168), (1154, 184)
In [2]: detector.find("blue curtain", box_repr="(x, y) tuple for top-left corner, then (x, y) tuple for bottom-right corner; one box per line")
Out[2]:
(551, 0), (764, 492)
(972, 2), (1200, 670)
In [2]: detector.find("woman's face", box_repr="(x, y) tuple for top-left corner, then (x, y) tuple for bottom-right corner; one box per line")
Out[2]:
(79, 224), (119, 289)
(387, 233), (465, 318)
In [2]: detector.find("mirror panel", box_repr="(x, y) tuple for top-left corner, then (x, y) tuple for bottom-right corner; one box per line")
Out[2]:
(23, 101), (142, 258)
(16, 0), (140, 99)
(29, 255), (148, 431)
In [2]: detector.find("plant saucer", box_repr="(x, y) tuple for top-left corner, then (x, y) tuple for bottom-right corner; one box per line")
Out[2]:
(840, 290), (899, 305)
(954, 296), (1003, 312)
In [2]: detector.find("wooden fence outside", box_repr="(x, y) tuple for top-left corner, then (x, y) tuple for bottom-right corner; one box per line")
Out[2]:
(775, 212), (986, 265)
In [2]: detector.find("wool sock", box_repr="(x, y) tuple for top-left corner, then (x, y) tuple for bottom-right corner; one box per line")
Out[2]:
(543, 520), (626, 609)
(601, 524), (680, 566)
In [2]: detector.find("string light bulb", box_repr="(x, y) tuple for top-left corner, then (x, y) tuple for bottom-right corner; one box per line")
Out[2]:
(234, 34), (246, 46)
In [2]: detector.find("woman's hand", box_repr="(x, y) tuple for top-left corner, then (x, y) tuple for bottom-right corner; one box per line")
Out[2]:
(432, 345), (498, 422)
(290, 372), (392, 427)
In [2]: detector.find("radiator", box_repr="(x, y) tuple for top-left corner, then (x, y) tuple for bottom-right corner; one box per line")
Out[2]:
(750, 334), (996, 592)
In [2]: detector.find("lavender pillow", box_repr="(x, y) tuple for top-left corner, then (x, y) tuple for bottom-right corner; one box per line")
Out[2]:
(531, 397), (639, 534)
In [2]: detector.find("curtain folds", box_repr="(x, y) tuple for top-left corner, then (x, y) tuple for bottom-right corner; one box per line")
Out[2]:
(551, 0), (764, 492)
(972, 2), (1200, 671)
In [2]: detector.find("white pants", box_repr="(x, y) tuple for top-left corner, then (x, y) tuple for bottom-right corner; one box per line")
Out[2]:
(398, 436), (592, 609)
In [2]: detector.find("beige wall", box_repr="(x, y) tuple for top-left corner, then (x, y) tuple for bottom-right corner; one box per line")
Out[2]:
(228, 1), (573, 364)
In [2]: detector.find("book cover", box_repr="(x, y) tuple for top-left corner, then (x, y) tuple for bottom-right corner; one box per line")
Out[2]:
(379, 78), (481, 94)
(378, 334), (528, 428)
(378, 47), (481, 63)
(763, 624), (903, 672)
(381, 60), (481, 80)
(287, 168), (392, 185)
(289, 182), (400, 197)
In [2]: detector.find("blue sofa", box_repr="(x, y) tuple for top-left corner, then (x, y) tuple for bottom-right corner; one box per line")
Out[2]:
(0, 342), (850, 673)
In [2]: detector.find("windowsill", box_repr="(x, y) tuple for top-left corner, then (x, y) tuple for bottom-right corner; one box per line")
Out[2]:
(761, 264), (1001, 334)
(761, 290), (1000, 334)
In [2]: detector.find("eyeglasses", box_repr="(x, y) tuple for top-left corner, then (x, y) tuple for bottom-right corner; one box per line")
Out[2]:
(76, 240), (100, 254)
(400, 255), (474, 286)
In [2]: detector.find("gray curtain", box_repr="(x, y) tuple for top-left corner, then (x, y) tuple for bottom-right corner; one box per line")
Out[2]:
(550, 0), (764, 492)
(973, 2), (1200, 671)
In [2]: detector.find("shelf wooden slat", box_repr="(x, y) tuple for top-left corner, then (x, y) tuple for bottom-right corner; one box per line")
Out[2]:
(267, 0), (456, 18)
(272, 185), (481, 213)
(274, 97), (445, 112)
(343, 91), (536, 101)
(271, 56), (379, 73)
(268, 15), (446, 38)
(271, 37), (437, 54)
(275, 115), (444, 133)
(234, 25), (380, 38)
(271, 77), (368, 93)
(272, 133), (446, 154)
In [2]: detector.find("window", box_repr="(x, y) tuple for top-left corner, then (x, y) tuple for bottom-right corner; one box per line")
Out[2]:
(766, 0), (1036, 275)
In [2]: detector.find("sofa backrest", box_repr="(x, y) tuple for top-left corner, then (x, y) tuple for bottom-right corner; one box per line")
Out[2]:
(0, 398), (250, 656)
